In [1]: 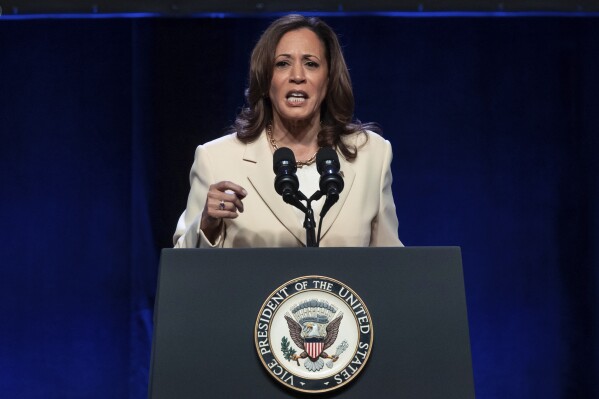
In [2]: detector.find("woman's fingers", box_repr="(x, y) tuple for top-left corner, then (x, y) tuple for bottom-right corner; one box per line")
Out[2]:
(207, 182), (246, 213)
(200, 181), (247, 242)
(202, 181), (247, 222)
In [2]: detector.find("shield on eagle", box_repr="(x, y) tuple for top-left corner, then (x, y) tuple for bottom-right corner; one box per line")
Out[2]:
(305, 338), (325, 359)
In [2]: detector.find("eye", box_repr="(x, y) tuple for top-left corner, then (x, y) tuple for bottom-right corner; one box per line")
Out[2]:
(305, 60), (320, 68)
(275, 60), (290, 68)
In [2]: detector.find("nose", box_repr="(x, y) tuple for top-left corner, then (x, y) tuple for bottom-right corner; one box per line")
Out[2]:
(289, 64), (306, 83)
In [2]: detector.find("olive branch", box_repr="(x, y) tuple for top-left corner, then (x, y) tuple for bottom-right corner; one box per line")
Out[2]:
(281, 336), (297, 362)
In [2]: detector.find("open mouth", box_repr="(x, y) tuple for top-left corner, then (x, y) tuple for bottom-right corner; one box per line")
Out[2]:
(286, 91), (308, 104)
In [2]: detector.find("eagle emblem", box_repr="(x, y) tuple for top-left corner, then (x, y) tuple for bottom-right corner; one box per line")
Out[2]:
(256, 276), (373, 393)
(283, 299), (344, 372)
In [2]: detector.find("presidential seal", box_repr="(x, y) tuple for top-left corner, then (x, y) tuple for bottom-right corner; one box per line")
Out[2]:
(254, 276), (373, 394)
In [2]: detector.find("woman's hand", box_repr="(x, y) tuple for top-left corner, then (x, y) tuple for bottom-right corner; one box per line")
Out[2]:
(200, 181), (247, 244)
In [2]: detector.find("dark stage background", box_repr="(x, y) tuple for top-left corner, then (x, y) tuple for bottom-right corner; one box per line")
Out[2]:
(1, 14), (598, 399)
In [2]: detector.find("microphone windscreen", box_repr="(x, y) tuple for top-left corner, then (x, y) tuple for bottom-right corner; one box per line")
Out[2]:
(273, 147), (296, 173)
(316, 147), (339, 174)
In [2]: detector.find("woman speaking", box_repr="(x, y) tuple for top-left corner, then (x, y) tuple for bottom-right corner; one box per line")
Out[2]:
(174, 14), (402, 248)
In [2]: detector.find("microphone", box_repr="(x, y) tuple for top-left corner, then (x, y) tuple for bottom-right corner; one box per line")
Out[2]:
(273, 147), (300, 204)
(316, 147), (344, 218)
(273, 147), (315, 245)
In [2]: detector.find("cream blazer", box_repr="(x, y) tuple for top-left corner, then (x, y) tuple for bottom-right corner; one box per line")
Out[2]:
(174, 130), (402, 248)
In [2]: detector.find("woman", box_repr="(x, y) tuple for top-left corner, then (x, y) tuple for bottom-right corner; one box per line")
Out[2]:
(174, 14), (402, 248)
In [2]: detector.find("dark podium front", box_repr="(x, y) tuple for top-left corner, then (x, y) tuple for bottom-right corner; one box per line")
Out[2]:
(149, 247), (474, 398)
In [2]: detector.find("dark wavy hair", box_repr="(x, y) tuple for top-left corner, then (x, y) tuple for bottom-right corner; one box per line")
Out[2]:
(232, 14), (375, 160)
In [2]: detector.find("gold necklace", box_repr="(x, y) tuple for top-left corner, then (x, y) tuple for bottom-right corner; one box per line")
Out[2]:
(266, 124), (318, 168)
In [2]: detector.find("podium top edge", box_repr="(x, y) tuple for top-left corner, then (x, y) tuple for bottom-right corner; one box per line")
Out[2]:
(160, 246), (462, 254)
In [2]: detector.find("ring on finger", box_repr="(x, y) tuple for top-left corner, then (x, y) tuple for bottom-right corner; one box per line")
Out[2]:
(219, 199), (226, 210)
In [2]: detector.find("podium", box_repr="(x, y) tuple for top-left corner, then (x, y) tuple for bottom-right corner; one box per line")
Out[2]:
(149, 247), (475, 398)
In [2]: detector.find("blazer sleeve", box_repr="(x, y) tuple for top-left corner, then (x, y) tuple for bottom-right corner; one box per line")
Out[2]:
(369, 140), (404, 247)
(173, 145), (225, 248)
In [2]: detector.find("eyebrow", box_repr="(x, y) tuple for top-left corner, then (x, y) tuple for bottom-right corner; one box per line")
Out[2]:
(275, 53), (322, 61)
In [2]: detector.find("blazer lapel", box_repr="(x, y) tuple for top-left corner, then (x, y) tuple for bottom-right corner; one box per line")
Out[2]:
(317, 153), (355, 241)
(244, 133), (307, 245)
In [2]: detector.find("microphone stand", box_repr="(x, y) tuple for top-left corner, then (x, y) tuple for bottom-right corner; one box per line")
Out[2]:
(284, 190), (323, 247)
(304, 191), (324, 247)
(304, 208), (317, 247)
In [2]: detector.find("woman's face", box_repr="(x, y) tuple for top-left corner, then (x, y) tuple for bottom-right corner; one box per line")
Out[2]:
(269, 28), (329, 127)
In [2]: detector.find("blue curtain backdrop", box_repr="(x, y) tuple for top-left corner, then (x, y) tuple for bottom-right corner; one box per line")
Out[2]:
(0, 15), (597, 398)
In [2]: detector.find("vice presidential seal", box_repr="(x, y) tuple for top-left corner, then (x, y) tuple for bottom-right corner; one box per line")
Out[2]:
(254, 276), (373, 393)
